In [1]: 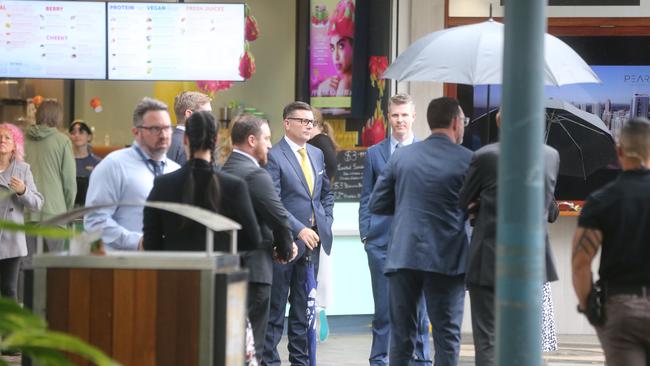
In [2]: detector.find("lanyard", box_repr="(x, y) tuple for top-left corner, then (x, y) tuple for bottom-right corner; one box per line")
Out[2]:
(132, 144), (164, 177)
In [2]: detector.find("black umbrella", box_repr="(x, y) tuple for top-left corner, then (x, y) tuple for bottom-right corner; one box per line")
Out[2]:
(466, 100), (618, 179)
(545, 99), (618, 179)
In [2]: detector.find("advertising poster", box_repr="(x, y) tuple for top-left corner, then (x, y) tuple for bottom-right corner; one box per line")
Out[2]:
(309, 0), (355, 115)
(473, 66), (650, 142)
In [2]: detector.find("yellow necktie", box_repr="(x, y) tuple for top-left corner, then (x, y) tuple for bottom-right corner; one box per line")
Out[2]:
(298, 148), (314, 195)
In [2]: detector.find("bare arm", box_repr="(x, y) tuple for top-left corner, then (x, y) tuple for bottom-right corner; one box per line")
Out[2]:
(571, 226), (602, 310)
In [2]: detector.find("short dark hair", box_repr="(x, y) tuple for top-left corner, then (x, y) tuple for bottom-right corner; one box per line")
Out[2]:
(132, 97), (168, 127)
(426, 97), (461, 129)
(282, 101), (312, 119)
(230, 114), (269, 145)
(619, 117), (650, 162)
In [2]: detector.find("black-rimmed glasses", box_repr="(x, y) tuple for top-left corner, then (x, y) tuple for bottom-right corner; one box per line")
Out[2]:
(286, 117), (317, 126)
(137, 125), (172, 135)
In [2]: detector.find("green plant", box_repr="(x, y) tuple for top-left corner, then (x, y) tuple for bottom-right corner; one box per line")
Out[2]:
(0, 297), (118, 366)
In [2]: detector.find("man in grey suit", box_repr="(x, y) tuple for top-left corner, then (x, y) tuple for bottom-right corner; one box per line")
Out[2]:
(222, 114), (297, 361)
(167, 91), (212, 165)
(263, 101), (334, 365)
(370, 97), (472, 366)
(458, 111), (560, 366)
(359, 93), (431, 366)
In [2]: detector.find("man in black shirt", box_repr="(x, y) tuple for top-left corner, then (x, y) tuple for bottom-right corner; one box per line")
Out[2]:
(572, 117), (650, 366)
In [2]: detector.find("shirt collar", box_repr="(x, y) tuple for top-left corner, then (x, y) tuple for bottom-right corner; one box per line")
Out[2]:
(390, 134), (415, 148)
(232, 149), (260, 167)
(284, 135), (306, 152)
(175, 125), (185, 131)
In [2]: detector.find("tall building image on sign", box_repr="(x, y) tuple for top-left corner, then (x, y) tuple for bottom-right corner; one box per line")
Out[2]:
(631, 93), (650, 119)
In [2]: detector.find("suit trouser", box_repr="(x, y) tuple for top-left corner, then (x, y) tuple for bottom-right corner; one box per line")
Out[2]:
(248, 282), (272, 362)
(468, 284), (495, 366)
(365, 243), (432, 366)
(263, 249), (320, 366)
(388, 269), (465, 366)
(595, 294), (650, 366)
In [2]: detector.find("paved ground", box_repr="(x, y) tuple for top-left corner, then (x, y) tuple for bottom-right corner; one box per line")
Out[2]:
(1, 315), (604, 365)
(278, 315), (604, 366)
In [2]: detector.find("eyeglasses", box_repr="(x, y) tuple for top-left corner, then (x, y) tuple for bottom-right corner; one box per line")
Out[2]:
(137, 125), (172, 135)
(287, 117), (316, 126)
(460, 116), (470, 127)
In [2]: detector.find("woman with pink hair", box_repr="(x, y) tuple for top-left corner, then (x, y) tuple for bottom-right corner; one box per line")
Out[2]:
(0, 123), (43, 301)
(317, 0), (355, 97)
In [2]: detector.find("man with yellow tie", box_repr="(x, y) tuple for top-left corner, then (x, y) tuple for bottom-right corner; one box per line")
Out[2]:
(263, 101), (335, 366)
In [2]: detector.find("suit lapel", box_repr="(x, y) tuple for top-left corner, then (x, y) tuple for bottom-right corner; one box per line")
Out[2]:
(378, 139), (390, 164)
(279, 138), (312, 196)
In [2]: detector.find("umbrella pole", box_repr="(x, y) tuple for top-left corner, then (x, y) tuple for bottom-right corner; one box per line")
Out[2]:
(486, 85), (492, 143)
(497, 1), (546, 365)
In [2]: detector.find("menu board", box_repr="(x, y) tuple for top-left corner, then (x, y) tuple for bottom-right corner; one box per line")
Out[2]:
(332, 149), (366, 201)
(108, 3), (245, 81)
(0, 1), (107, 79)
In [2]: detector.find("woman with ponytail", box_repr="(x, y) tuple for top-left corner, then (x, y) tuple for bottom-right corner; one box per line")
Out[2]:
(143, 110), (261, 252)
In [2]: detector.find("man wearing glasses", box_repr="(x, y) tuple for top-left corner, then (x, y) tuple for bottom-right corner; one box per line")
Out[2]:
(85, 97), (179, 251)
(263, 101), (334, 365)
(370, 97), (471, 366)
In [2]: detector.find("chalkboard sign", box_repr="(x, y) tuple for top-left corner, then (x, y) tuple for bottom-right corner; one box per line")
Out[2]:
(332, 149), (367, 201)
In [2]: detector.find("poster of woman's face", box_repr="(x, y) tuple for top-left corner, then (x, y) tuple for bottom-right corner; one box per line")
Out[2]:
(310, 0), (355, 115)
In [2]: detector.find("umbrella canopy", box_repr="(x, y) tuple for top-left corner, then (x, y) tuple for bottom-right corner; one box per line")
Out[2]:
(544, 99), (618, 178)
(466, 100), (618, 179)
(383, 19), (600, 86)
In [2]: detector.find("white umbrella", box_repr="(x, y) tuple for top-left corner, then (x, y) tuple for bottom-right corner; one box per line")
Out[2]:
(383, 19), (600, 86)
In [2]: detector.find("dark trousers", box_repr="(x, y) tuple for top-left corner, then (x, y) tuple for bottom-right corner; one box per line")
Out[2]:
(248, 282), (272, 362)
(468, 284), (495, 366)
(0, 257), (21, 300)
(18, 236), (65, 302)
(263, 249), (320, 366)
(388, 269), (465, 366)
(365, 243), (431, 366)
(596, 294), (650, 366)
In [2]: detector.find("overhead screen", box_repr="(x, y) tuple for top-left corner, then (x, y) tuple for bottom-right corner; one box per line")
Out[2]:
(107, 2), (245, 81)
(0, 0), (107, 79)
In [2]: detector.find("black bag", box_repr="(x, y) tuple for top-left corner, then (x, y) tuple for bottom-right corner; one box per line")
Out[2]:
(584, 281), (606, 326)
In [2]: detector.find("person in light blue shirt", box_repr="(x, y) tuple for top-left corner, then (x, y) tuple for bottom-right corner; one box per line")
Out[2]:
(84, 97), (180, 251)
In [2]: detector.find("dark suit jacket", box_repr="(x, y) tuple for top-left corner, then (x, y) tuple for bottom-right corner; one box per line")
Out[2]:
(458, 142), (560, 287)
(222, 151), (293, 284)
(266, 137), (334, 256)
(166, 127), (186, 165)
(370, 134), (472, 274)
(143, 159), (262, 252)
(359, 137), (418, 247)
(308, 134), (337, 181)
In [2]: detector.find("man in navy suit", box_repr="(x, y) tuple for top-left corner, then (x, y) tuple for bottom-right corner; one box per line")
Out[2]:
(370, 97), (472, 366)
(359, 93), (431, 366)
(263, 101), (335, 366)
(167, 91), (212, 165)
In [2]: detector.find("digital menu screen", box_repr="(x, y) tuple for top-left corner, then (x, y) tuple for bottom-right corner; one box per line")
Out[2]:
(0, 1), (107, 79)
(107, 3), (245, 81)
